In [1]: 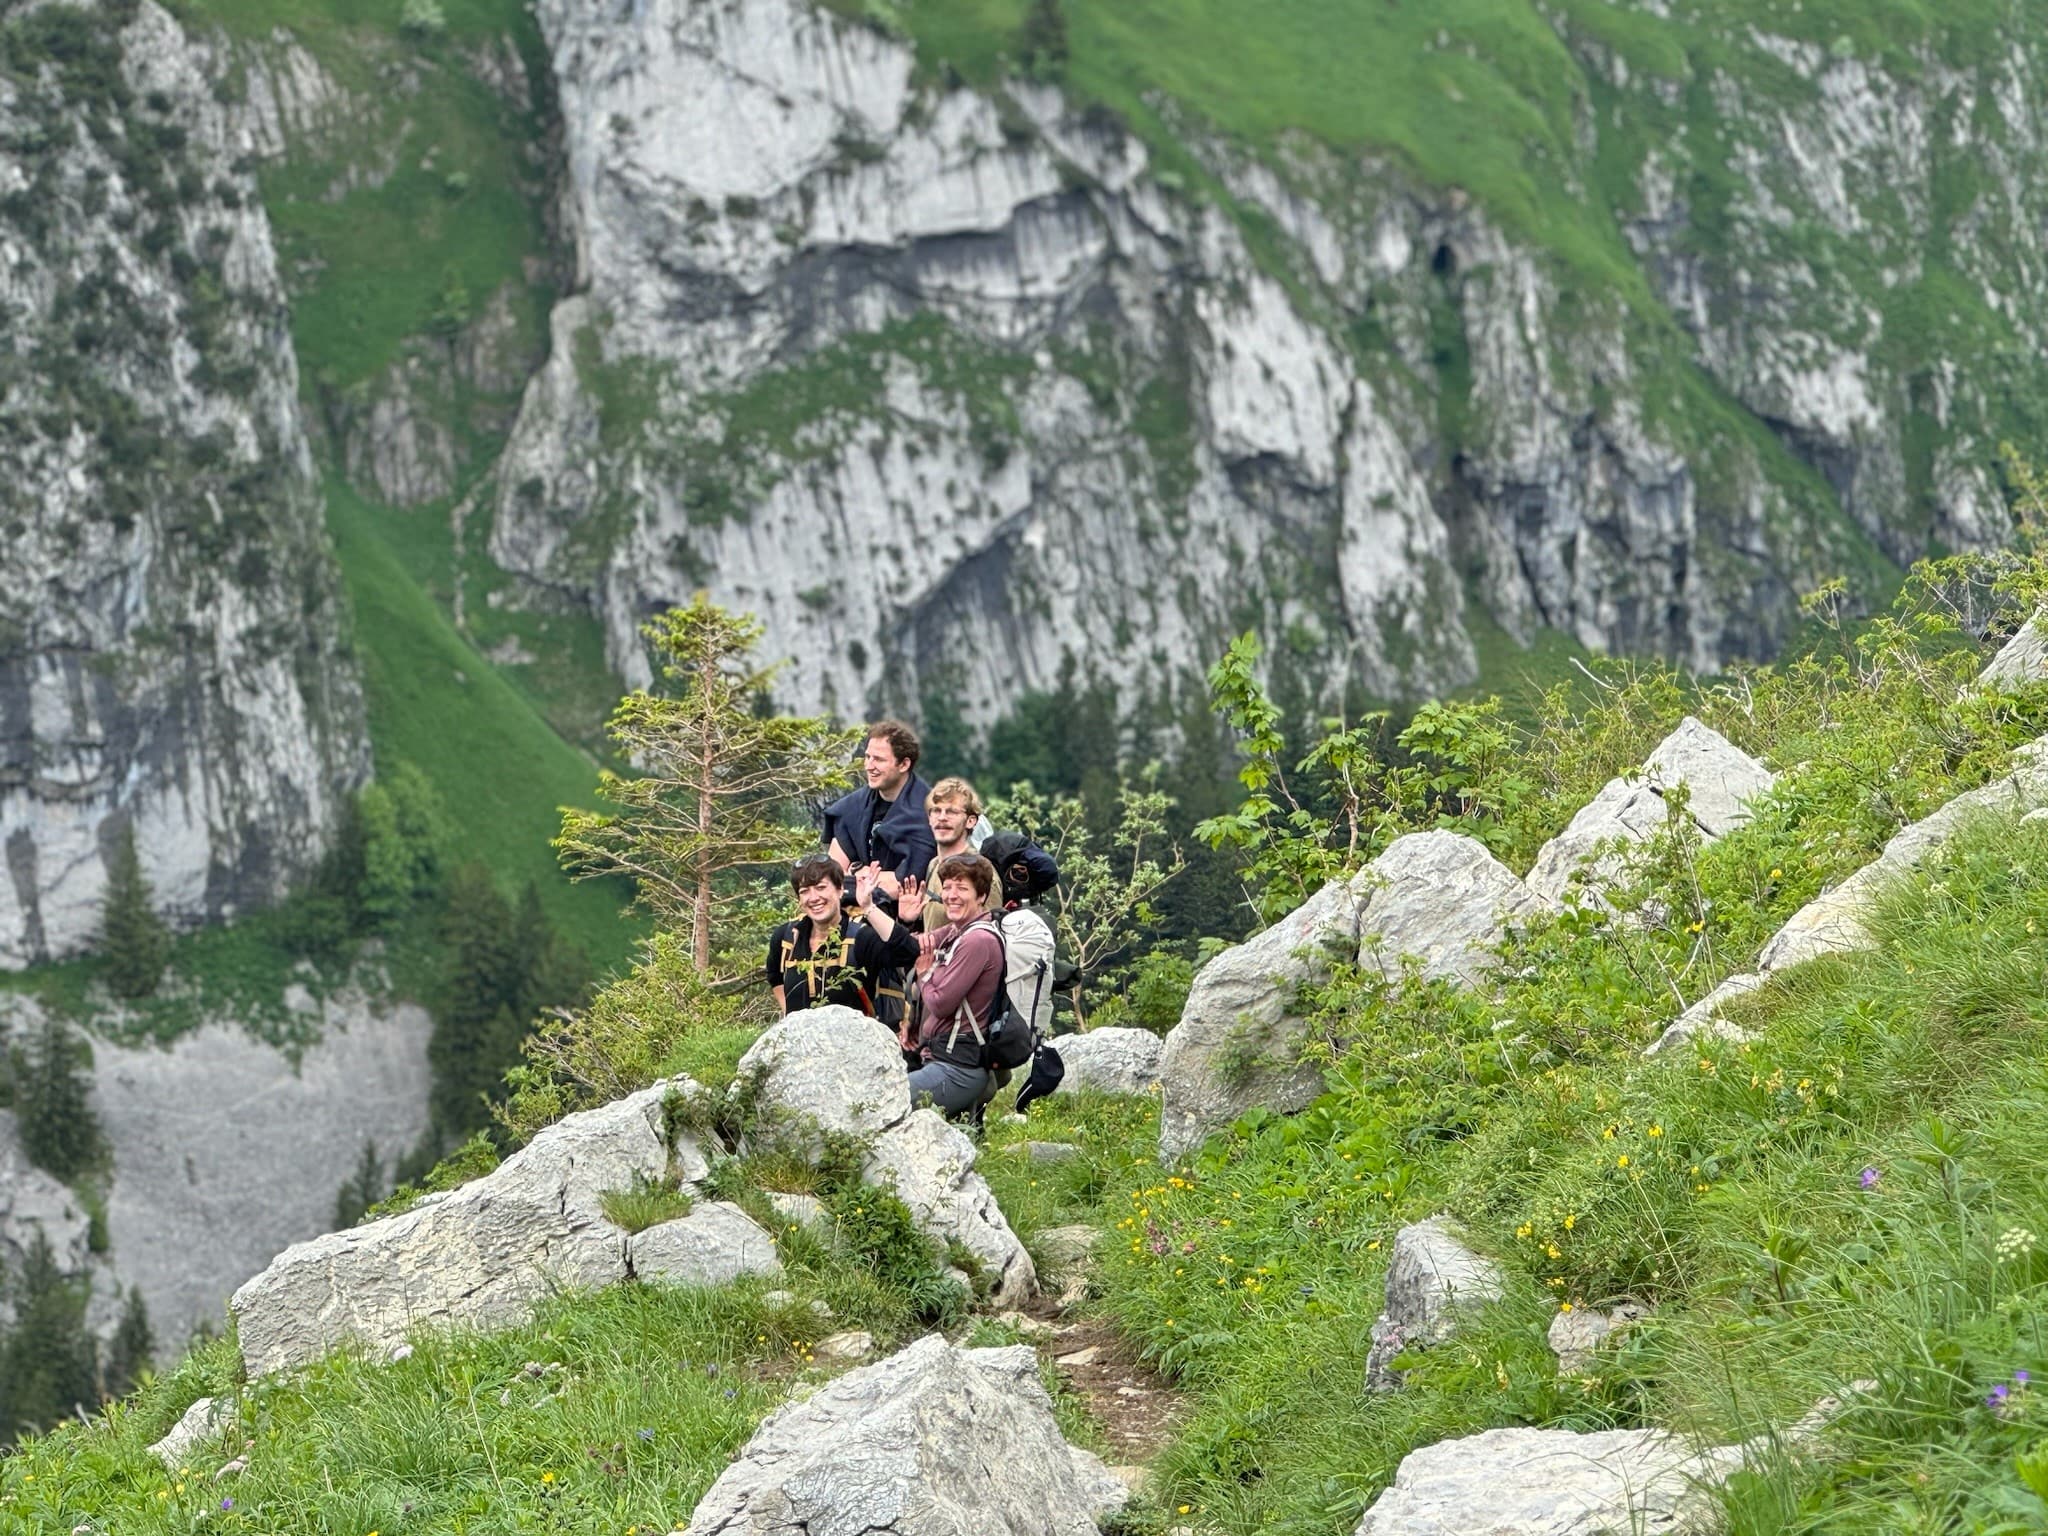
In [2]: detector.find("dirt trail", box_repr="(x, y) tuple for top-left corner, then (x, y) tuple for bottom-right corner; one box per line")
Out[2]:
(1025, 1288), (1182, 1464)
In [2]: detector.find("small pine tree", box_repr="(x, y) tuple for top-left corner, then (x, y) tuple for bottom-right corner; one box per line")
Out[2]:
(429, 864), (518, 1138)
(0, 1231), (97, 1445)
(101, 826), (170, 1000)
(333, 1140), (385, 1228)
(101, 1285), (153, 1399)
(13, 1017), (101, 1182)
(1018, 0), (1068, 77)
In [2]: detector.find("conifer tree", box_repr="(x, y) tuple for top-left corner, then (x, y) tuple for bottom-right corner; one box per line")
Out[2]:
(101, 825), (170, 1000)
(429, 863), (517, 1137)
(1019, 0), (1068, 77)
(13, 1016), (100, 1181)
(101, 1285), (153, 1399)
(332, 1140), (385, 1228)
(557, 595), (857, 974)
(0, 1231), (97, 1443)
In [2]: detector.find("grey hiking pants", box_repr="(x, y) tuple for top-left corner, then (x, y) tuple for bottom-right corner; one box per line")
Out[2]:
(905, 1059), (993, 1117)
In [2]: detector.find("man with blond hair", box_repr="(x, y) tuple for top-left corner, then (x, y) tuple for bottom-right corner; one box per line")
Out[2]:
(922, 776), (985, 930)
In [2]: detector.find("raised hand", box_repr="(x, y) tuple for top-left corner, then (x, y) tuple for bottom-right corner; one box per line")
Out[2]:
(854, 861), (881, 910)
(895, 876), (926, 924)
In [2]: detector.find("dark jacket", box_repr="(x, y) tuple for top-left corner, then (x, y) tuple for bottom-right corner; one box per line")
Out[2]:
(766, 914), (920, 1015)
(823, 774), (936, 886)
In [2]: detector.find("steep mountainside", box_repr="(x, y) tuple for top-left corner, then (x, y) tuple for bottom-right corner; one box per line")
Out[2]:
(482, 0), (2048, 725)
(0, 0), (368, 968)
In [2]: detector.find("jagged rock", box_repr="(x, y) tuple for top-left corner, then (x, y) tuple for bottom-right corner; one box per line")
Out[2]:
(1160, 833), (1539, 1161)
(813, 1329), (873, 1361)
(1352, 1425), (1744, 1535)
(1051, 1028), (1166, 1097)
(1642, 717), (1776, 838)
(1981, 610), (2048, 689)
(740, 1011), (1036, 1303)
(766, 1192), (826, 1230)
(1355, 831), (1544, 984)
(682, 1336), (1127, 1535)
(1035, 1225), (1100, 1269)
(1548, 1299), (1651, 1375)
(1, 0), (367, 971)
(1156, 874), (1364, 1162)
(1759, 736), (2048, 972)
(1526, 718), (1773, 905)
(1524, 780), (1675, 907)
(628, 1203), (781, 1287)
(1027, 1141), (1081, 1164)
(863, 1110), (1036, 1305)
(1643, 972), (1768, 1058)
(737, 1007), (912, 1144)
(1364, 1216), (1505, 1391)
(148, 1397), (234, 1468)
(231, 1081), (698, 1376)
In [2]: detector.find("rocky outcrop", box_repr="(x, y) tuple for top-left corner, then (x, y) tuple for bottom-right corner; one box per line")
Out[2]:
(74, 988), (434, 1350)
(229, 1078), (748, 1375)
(0, 1108), (94, 1283)
(1, 0), (368, 968)
(682, 1335), (1128, 1536)
(1643, 971), (1768, 1059)
(1364, 1216), (1505, 1392)
(1051, 1027), (1164, 1098)
(1981, 610), (2048, 689)
(483, 0), (1999, 733)
(629, 1202), (782, 1288)
(1758, 736), (2048, 972)
(1353, 1424), (1744, 1535)
(738, 1007), (1036, 1303)
(1526, 717), (1774, 906)
(1159, 832), (1540, 1161)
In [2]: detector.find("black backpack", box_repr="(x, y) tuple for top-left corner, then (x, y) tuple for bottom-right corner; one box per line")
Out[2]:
(939, 920), (1038, 1072)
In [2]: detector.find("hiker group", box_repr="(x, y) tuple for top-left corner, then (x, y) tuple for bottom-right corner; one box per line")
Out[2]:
(765, 719), (1064, 1122)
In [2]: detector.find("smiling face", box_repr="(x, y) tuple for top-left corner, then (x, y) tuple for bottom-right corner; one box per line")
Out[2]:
(796, 876), (841, 925)
(927, 798), (974, 851)
(939, 876), (983, 924)
(864, 735), (911, 797)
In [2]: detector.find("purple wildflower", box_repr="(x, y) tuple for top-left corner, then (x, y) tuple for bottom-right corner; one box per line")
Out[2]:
(220, 1498), (233, 1511)
(1859, 1167), (1880, 1191)
(2019, 1370), (2033, 1386)
(1989, 1383), (2011, 1408)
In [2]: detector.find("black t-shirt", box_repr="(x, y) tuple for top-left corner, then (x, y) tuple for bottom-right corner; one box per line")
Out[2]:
(766, 915), (919, 1014)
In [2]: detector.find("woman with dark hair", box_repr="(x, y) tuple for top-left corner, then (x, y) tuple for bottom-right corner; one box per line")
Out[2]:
(766, 854), (920, 1015)
(890, 853), (1005, 1116)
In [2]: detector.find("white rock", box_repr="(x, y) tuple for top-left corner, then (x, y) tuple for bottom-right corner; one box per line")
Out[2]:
(1051, 1028), (1165, 1097)
(1759, 737), (2048, 972)
(148, 1396), (232, 1468)
(1643, 971), (1767, 1058)
(1980, 609), (2048, 689)
(683, 1336), (1127, 1535)
(863, 1110), (1036, 1305)
(231, 1081), (695, 1376)
(1548, 1298), (1649, 1375)
(1027, 1141), (1081, 1164)
(766, 1191), (826, 1229)
(1156, 875), (1366, 1163)
(813, 1329), (874, 1361)
(1524, 779), (1674, 907)
(1035, 1225), (1099, 1269)
(738, 1007), (912, 1144)
(629, 1202), (782, 1287)
(1355, 830), (1545, 985)
(1642, 716), (1775, 837)
(1364, 1216), (1505, 1392)
(1353, 1424), (1744, 1535)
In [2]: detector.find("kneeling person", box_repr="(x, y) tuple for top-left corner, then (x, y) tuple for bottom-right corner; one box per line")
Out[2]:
(768, 855), (920, 1015)
(900, 853), (1006, 1116)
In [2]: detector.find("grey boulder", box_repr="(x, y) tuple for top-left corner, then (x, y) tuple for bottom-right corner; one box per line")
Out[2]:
(629, 1202), (781, 1287)
(738, 1006), (911, 1144)
(1159, 832), (1540, 1161)
(1353, 1424), (1743, 1535)
(231, 1080), (704, 1375)
(1548, 1298), (1651, 1375)
(1526, 717), (1773, 906)
(683, 1335), (1127, 1535)
(148, 1396), (235, 1468)
(1980, 608), (2048, 689)
(1758, 735), (2048, 973)
(1051, 1027), (1165, 1097)
(1364, 1216), (1505, 1391)
(863, 1109), (1036, 1304)
(1643, 971), (1767, 1059)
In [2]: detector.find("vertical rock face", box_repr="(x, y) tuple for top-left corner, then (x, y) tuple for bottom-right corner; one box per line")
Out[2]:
(0, 0), (368, 969)
(487, 0), (2048, 727)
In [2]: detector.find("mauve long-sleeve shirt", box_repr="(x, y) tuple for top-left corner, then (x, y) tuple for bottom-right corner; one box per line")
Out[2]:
(914, 916), (1004, 1065)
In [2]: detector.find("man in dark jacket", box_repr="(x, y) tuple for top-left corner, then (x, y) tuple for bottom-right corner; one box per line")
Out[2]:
(824, 719), (936, 901)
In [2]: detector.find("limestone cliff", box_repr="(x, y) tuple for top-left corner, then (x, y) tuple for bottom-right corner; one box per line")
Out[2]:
(486, 0), (2045, 726)
(0, 0), (369, 968)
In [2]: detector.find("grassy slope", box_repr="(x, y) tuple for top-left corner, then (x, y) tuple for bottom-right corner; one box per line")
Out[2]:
(326, 483), (631, 970)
